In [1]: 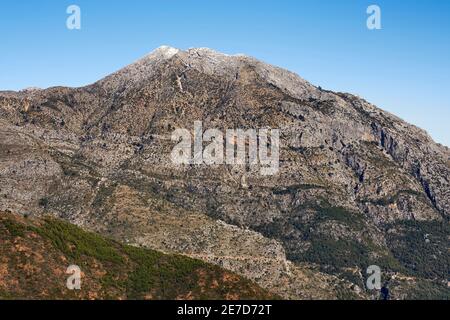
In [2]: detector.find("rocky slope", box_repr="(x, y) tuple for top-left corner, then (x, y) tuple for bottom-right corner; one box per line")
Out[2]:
(0, 211), (276, 300)
(0, 46), (448, 299)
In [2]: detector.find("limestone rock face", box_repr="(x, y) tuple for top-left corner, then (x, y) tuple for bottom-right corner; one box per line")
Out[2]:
(0, 47), (448, 299)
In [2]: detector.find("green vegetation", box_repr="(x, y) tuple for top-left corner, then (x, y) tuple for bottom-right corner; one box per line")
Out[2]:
(364, 190), (425, 207)
(272, 184), (326, 195)
(3, 218), (26, 237)
(0, 214), (275, 300)
(257, 200), (448, 299)
(123, 245), (277, 300)
(258, 202), (405, 283)
(124, 246), (205, 299)
(385, 220), (450, 280)
(0, 289), (14, 300)
(31, 218), (124, 264)
(303, 236), (403, 274)
(304, 238), (370, 269)
(398, 279), (450, 300)
(335, 285), (362, 300)
(38, 197), (49, 208)
(297, 205), (407, 275)
(313, 205), (365, 228)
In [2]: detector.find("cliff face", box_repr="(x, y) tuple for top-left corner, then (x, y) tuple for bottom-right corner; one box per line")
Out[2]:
(0, 46), (448, 299)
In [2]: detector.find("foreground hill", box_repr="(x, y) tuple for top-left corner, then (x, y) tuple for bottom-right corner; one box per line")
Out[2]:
(0, 212), (276, 300)
(0, 46), (449, 299)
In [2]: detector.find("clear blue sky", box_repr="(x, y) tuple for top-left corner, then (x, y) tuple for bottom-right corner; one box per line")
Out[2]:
(1, 0), (449, 146)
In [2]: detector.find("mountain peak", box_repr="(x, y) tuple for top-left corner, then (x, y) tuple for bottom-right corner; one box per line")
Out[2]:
(151, 45), (181, 58)
(94, 45), (319, 104)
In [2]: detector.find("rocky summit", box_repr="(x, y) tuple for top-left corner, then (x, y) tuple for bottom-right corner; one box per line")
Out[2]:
(0, 46), (449, 299)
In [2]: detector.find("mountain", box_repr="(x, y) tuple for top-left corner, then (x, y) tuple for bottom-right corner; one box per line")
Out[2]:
(0, 46), (449, 299)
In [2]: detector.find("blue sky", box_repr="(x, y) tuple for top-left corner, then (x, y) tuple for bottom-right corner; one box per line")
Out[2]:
(0, 0), (449, 146)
